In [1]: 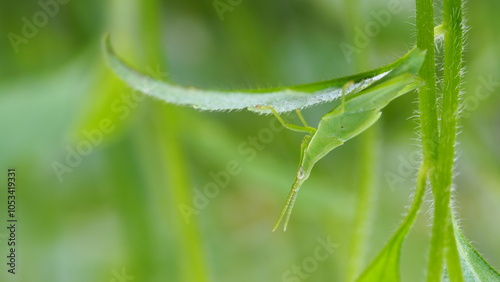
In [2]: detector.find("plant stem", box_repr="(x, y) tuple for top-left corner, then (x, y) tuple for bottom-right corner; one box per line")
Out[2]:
(416, 0), (438, 167)
(355, 162), (428, 281)
(421, 0), (465, 279)
(395, 162), (429, 250)
(415, 0), (448, 280)
(437, 0), (465, 280)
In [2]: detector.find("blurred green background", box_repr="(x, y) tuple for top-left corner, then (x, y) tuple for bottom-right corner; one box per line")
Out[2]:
(0, 0), (499, 281)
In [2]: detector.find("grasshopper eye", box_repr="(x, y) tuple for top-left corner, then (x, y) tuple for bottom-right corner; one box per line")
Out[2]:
(340, 125), (344, 129)
(297, 166), (305, 179)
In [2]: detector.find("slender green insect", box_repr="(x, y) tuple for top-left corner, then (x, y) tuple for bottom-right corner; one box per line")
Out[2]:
(103, 35), (426, 231)
(262, 50), (425, 231)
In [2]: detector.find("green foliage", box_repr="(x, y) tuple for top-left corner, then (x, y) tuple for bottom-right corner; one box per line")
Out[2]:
(359, 0), (500, 281)
(355, 165), (428, 281)
(104, 0), (500, 280)
(104, 35), (423, 114)
(2, 0), (499, 281)
(106, 35), (428, 232)
(451, 223), (500, 281)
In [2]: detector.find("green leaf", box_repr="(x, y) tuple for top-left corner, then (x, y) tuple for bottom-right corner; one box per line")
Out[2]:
(449, 223), (500, 281)
(356, 165), (428, 282)
(103, 34), (425, 114)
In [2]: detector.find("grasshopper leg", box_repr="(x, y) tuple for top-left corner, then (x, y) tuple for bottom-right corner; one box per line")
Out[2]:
(295, 109), (309, 127)
(257, 106), (316, 135)
(340, 81), (354, 114)
(272, 187), (298, 232)
(273, 135), (312, 231)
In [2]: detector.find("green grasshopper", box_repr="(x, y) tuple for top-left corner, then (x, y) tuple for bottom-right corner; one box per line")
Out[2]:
(259, 50), (425, 231)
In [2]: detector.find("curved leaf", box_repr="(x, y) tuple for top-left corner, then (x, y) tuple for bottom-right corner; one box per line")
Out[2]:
(356, 165), (428, 282)
(450, 223), (500, 281)
(103, 35), (424, 114)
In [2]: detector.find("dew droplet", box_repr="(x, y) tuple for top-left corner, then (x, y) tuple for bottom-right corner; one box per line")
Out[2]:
(297, 166), (305, 180)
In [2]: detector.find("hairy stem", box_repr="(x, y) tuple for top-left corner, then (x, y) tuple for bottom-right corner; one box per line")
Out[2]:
(416, 0), (438, 167)
(422, 0), (465, 279)
(415, 0), (447, 280)
(436, 0), (465, 280)
(355, 162), (428, 281)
